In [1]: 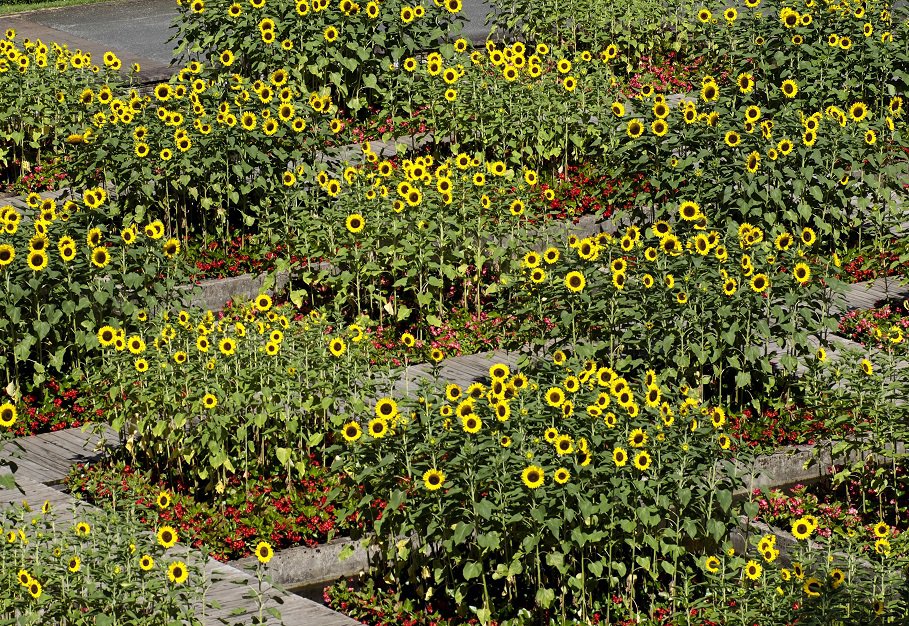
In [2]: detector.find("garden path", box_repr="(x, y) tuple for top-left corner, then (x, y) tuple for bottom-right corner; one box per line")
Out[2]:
(838, 274), (909, 312)
(0, 5), (172, 83)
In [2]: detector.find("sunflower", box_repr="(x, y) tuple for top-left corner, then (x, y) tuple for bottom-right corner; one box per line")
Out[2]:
(458, 410), (480, 432)
(0, 244), (13, 267)
(724, 131), (741, 147)
(703, 556), (721, 573)
(845, 101), (868, 123)
(328, 337), (347, 357)
(861, 358), (873, 375)
(803, 577), (821, 598)
(423, 468), (445, 490)
(431, 348), (445, 362)
(700, 81), (719, 102)
(444, 384), (463, 402)
(791, 517), (813, 540)
(368, 417), (388, 438)
(633, 451), (652, 470)
(676, 200), (701, 222)
(167, 561), (189, 584)
(213, 337), (235, 357)
(521, 465), (544, 489)
(554, 434), (574, 455)
(28, 579), (42, 599)
(139, 555), (155, 570)
(341, 421), (362, 442)
(830, 568), (845, 589)
(874, 521), (890, 538)
(629, 428), (647, 448)
(749, 273), (769, 293)
(745, 151), (760, 174)
(254, 294), (272, 312)
(744, 559), (762, 580)
(66, 555), (81, 573)
(564, 271), (586, 292)
(697, 8), (712, 22)
(611, 101), (625, 117)
(126, 335), (146, 355)
(793, 263), (811, 284)
(159, 238), (180, 259)
(626, 119), (644, 138)
(0, 402), (16, 427)
(780, 79), (798, 98)
(157, 525), (178, 548)
(545, 386), (566, 407)
(875, 537), (891, 555)
(202, 393), (218, 410)
(156, 491), (171, 509)
(375, 398), (398, 419)
(612, 447), (628, 467)
(27, 249), (48, 271)
(651, 119), (668, 136)
(255, 541), (274, 564)
(553, 467), (570, 484)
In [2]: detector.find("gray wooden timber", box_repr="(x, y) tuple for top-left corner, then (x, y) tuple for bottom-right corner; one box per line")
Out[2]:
(0, 424), (115, 485)
(836, 275), (909, 313)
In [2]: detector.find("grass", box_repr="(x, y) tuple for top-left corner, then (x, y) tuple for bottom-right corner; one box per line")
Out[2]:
(0, 0), (114, 17)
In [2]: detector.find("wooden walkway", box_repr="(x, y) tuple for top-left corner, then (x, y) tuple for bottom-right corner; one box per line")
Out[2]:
(0, 423), (116, 485)
(838, 275), (909, 312)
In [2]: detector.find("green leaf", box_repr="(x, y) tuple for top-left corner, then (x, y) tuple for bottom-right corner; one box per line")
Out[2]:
(474, 499), (494, 519)
(289, 289), (306, 308)
(716, 489), (732, 513)
(535, 587), (555, 608)
(453, 522), (473, 545)
(462, 561), (482, 580)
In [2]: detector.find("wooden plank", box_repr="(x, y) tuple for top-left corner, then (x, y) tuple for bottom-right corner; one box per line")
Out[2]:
(38, 427), (107, 456)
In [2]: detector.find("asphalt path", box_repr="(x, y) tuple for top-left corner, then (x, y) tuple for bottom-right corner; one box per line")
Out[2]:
(19, 0), (494, 69)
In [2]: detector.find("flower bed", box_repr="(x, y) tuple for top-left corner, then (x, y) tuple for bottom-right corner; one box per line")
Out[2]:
(841, 240), (909, 283)
(838, 298), (909, 350)
(729, 405), (857, 453)
(7, 378), (100, 437)
(67, 459), (359, 562)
